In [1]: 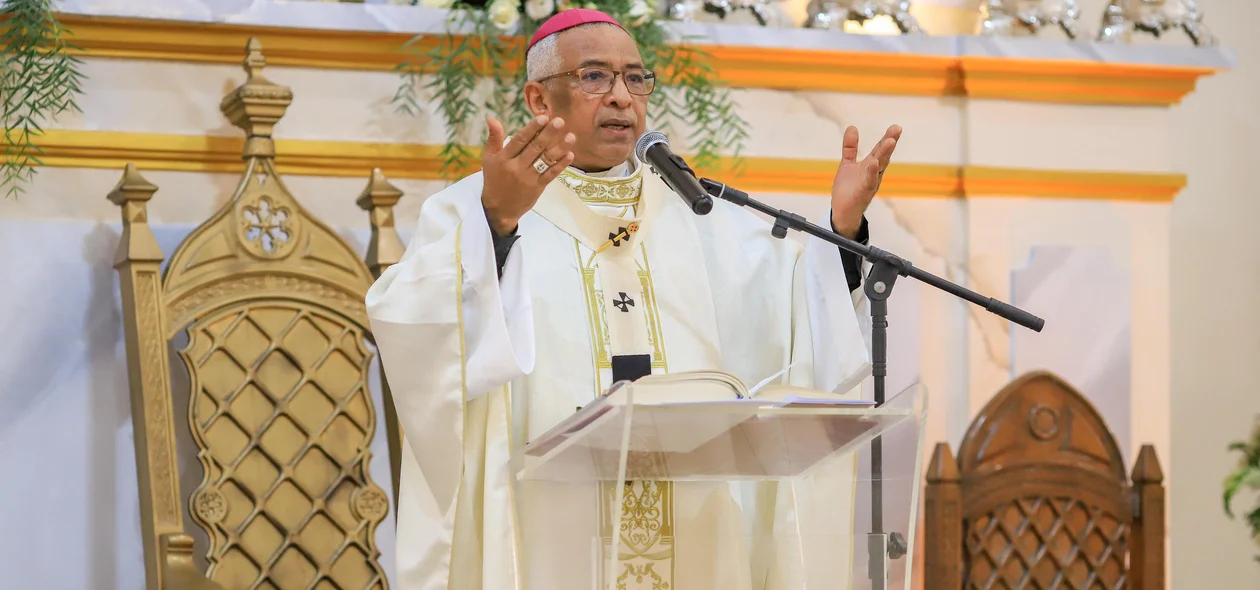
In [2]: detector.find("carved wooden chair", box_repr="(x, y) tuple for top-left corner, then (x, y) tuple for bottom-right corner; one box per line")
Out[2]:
(924, 371), (1165, 590)
(109, 39), (407, 590)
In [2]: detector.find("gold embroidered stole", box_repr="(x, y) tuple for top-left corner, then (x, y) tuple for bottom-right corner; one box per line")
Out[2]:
(531, 164), (677, 589)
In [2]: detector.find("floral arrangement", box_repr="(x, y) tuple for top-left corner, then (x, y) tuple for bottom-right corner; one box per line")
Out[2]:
(1, 0), (85, 198)
(394, 0), (747, 179)
(1224, 416), (1260, 561)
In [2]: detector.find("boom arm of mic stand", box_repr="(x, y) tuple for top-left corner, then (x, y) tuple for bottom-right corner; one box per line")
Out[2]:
(698, 178), (1046, 333)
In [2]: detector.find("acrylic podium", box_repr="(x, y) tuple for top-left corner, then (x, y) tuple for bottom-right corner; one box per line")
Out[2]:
(510, 382), (928, 590)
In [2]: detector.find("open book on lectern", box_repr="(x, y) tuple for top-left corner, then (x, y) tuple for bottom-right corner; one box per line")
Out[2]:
(522, 368), (876, 464)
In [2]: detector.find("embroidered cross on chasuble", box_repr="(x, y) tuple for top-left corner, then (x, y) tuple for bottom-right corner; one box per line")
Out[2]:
(556, 168), (657, 385)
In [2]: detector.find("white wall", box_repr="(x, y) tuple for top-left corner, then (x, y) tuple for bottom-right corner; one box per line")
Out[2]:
(1168, 0), (1260, 585)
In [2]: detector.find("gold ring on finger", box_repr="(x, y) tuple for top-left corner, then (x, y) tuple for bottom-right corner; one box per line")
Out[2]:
(532, 157), (550, 174)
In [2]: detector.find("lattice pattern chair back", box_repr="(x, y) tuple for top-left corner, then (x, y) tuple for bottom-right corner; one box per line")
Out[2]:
(923, 371), (1165, 590)
(108, 38), (407, 590)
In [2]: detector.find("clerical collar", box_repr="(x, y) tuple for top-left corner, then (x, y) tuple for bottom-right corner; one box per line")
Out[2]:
(577, 158), (635, 178)
(558, 158), (643, 206)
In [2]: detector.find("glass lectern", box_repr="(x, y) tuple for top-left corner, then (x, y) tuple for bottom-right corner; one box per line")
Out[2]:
(510, 383), (928, 590)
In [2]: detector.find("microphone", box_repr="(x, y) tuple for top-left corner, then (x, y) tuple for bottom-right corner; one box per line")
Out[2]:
(634, 131), (713, 215)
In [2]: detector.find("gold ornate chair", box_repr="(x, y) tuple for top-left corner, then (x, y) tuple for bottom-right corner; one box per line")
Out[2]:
(924, 371), (1166, 590)
(109, 39), (407, 590)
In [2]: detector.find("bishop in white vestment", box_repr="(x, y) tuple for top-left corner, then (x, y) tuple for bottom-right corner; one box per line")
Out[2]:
(366, 9), (903, 590)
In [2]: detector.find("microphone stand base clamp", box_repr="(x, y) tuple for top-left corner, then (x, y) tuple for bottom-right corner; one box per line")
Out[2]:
(867, 531), (908, 590)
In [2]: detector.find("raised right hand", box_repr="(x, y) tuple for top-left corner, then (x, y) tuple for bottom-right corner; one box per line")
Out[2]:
(481, 114), (576, 236)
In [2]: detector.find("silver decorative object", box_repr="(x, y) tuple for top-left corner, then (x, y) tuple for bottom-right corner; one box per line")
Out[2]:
(979, 0), (1082, 39)
(805, 0), (923, 34)
(667, 0), (774, 26)
(1097, 0), (1218, 46)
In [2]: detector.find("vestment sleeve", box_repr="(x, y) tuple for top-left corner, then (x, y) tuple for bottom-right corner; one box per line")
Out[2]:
(364, 180), (533, 587)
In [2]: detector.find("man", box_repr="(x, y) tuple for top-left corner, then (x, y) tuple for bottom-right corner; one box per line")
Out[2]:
(366, 8), (902, 589)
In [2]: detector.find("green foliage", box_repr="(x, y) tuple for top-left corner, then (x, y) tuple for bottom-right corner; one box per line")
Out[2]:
(620, 3), (748, 174)
(2, 0), (85, 198)
(655, 41), (748, 174)
(397, 7), (481, 178)
(394, 1), (747, 179)
(1224, 418), (1260, 562)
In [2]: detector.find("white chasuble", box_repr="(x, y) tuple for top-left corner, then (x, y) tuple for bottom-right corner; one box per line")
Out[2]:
(366, 158), (871, 590)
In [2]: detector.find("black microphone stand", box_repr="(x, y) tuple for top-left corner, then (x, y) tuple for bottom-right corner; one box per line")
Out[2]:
(698, 177), (1044, 589)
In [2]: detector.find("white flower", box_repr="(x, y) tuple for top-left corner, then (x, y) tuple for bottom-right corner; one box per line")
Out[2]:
(420, 0), (456, 8)
(524, 0), (554, 21)
(488, 0), (521, 32)
(627, 0), (654, 25)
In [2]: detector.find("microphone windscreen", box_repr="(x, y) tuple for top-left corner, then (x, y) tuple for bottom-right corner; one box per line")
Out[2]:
(634, 130), (668, 162)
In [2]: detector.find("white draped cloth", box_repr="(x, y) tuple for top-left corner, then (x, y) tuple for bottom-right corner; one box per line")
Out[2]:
(366, 158), (872, 590)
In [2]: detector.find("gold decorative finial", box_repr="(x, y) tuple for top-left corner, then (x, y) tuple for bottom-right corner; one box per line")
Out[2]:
(107, 163), (159, 206)
(355, 168), (404, 212)
(106, 163), (164, 265)
(357, 168), (407, 276)
(219, 37), (293, 159)
(243, 38), (266, 80)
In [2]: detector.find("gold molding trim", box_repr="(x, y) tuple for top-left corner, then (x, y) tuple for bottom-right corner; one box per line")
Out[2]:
(959, 56), (1212, 106)
(36, 128), (1186, 202)
(962, 165), (1187, 202)
(55, 15), (1219, 106)
(37, 129), (450, 178)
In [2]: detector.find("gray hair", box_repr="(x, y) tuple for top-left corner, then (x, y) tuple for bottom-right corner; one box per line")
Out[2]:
(525, 22), (618, 81)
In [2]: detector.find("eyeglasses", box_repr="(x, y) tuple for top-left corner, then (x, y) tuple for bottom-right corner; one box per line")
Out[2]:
(537, 67), (656, 96)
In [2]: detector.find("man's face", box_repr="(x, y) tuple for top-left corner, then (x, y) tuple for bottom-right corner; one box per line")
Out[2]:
(525, 26), (648, 172)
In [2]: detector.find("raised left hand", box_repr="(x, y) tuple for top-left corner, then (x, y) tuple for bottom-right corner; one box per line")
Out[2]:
(831, 124), (901, 238)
